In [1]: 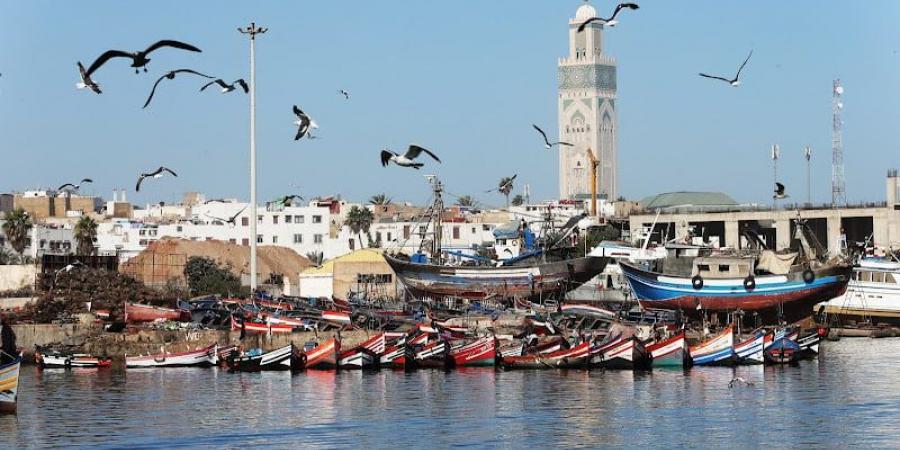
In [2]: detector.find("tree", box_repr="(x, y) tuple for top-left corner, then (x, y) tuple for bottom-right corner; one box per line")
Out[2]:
(184, 256), (244, 297)
(74, 216), (98, 256)
(305, 251), (324, 266)
(511, 194), (525, 207)
(455, 195), (476, 208)
(369, 194), (392, 205)
(2, 208), (32, 256)
(497, 176), (515, 208)
(345, 206), (375, 249)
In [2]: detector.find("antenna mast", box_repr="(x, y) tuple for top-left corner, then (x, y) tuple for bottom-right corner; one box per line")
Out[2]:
(831, 79), (847, 207)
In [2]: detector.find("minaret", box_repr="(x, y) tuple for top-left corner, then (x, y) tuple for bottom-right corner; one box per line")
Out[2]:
(558, 0), (618, 201)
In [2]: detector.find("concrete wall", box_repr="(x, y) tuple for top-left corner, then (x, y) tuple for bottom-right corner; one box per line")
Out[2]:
(0, 265), (36, 291)
(299, 274), (332, 298)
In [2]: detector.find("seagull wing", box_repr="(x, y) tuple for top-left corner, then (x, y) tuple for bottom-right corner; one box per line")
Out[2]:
(57, 183), (76, 191)
(406, 145), (441, 163)
(173, 68), (214, 79)
(229, 205), (248, 221)
(380, 150), (394, 167)
(135, 175), (146, 192)
(556, 141), (574, 147)
(85, 50), (133, 76)
(577, 17), (602, 33)
(509, 174), (518, 183)
(775, 182), (784, 193)
(234, 79), (248, 93)
(532, 124), (551, 146)
(734, 50), (753, 80)
(162, 167), (178, 177)
(80, 178), (93, 184)
(143, 40), (202, 55)
(200, 79), (225, 91)
(293, 105), (303, 117)
(609, 3), (640, 21)
(205, 213), (229, 222)
(699, 73), (732, 83)
(143, 72), (171, 108)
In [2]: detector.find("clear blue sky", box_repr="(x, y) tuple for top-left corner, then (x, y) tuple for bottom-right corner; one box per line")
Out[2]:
(1, 1), (898, 207)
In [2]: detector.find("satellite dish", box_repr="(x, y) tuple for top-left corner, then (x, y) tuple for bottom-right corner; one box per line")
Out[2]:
(835, 86), (844, 95)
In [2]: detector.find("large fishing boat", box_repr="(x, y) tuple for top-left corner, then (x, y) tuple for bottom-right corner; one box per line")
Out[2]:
(385, 177), (607, 302)
(819, 257), (900, 324)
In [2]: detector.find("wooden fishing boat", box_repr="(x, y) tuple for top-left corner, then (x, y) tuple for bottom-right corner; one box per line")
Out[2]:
(124, 302), (190, 323)
(589, 336), (650, 370)
(230, 316), (294, 334)
(35, 351), (112, 369)
(0, 356), (22, 414)
(380, 342), (408, 370)
(764, 332), (800, 365)
(498, 342), (524, 359)
(449, 337), (497, 367)
(796, 331), (822, 358)
(300, 338), (340, 370)
(734, 330), (766, 365)
(690, 326), (735, 366)
(411, 341), (451, 369)
(125, 343), (218, 368)
(322, 310), (351, 326)
(501, 341), (591, 370)
(226, 344), (298, 372)
(647, 332), (686, 368)
(338, 334), (386, 370)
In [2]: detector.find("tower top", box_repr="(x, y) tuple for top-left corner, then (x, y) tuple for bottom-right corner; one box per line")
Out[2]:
(575, 1), (597, 21)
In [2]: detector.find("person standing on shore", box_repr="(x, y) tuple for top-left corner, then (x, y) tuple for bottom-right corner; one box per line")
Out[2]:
(0, 316), (17, 363)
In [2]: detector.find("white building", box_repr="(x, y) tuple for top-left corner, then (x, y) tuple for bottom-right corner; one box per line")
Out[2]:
(558, 1), (618, 201)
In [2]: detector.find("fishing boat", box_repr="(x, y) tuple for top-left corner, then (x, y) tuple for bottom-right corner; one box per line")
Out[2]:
(796, 331), (822, 359)
(734, 330), (765, 365)
(411, 340), (451, 369)
(646, 331), (686, 368)
(226, 344), (298, 372)
(690, 326), (735, 366)
(322, 310), (351, 326)
(125, 343), (218, 368)
(380, 342), (408, 370)
(449, 337), (497, 367)
(0, 356), (21, 413)
(35, 351), (112, 369)
(230, 316), (294, 334)
(589, 336), (649, 370)
(501, 341), (591, 370)
(764, 332), (800, 365)
(338, 333), (387, 370)
(819, 257), (900, 325)
(124, 302), (190, 323)
(300, 338), (340, 370)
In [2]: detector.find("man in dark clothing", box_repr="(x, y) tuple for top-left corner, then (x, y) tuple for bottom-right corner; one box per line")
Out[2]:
(0, 317), (17, 363)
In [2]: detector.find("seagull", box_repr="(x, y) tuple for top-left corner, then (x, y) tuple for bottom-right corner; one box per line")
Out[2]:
(486, 174), (517, 193)
(533, 124), (573, 149)
(699, 50), (753, 87)
(85, 39), (202, 75)
(205, 205), (248, 226)
(200, 78), (248, 94)
(380, 145), (441, 169)
(293, 105), (318, 140)
(136, 166), (178, 192)
(57, 178), (93, 192)
(76, 62), (102, 94)
(338, 89), (350, 100)
(54, 260), (85, 281)
(270, 195), (303, 208)
(577, 3), (639, 31)
(728, 377), (754, 388)
(773, 182), (788, 200)
(143, 69), (214, 108)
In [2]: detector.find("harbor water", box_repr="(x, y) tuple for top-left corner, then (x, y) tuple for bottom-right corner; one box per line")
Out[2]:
(4, 338), (900, 448)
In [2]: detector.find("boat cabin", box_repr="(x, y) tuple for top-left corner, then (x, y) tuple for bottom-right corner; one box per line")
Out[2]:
(691, 257), (755, 279)
(852, 258), (900, 284)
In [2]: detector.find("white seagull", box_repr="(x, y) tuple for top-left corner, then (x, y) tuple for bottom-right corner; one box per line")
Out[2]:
(381, 145), (441, 169)
(76, 62), (102, 94)
(699, 50), (753, 87)
(577, 3), (639, 31)
(201, 78), (248, 94)
(533, 124), (573, 150)
(773, 182), (788, 200)
(293, 105), (318, 140)
(205, 205), (248, 226)
(85, 39), (202, 74)
(136, 166), (178, 192)
(57, 178), (93, 192)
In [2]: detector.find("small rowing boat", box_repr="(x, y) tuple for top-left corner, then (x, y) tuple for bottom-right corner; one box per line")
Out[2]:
(0, 356), (21, 414)
(125, 343), (218, 368)
(124, 302), (190, 323)
(501, 341), (591, 370)
(690, 326), (735, 366)
(300, 338), (340, 370)
(734, 330), (766, 365)
(647, 332), (686, 368)
(35, 351), (112, 369)
(449, 337), (497, 367)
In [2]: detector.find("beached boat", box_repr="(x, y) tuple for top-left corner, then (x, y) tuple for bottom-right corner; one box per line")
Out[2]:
(125, 343), (218, 368)
(501, 341), (591, 370)
(734, 330), (766, 365)
(449, 337), (497, 367)
(589, 336), (649, 370)
(35, 351), (112, 369)
(124, 302), (190, 323)
(690, 327), (735, 366)
(647, 332), (686, 368)
(300, 338), (340, 370)
(0, 356), (21, 413)
(230, 316), (294, 334)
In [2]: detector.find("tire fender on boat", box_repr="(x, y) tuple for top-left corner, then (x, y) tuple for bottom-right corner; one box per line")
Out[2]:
(743, 275), (756, 291)
(691, 275), (704, 290)
(802, 269), (815, 284)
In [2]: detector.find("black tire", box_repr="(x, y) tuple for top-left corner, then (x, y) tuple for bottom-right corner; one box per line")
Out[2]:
(743, 276), (756, 292)
(691, 275), (704, 290)
(802, 269), (815, 284)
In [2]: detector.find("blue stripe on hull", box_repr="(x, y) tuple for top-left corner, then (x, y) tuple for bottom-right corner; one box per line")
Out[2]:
(628, 273), (843, 301)
(692, 347), (734, 366)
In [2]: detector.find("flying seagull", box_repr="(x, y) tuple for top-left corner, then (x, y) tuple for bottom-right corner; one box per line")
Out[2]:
(205, 205), (248, 226)
(486, 174), (518, 193)
(200, 78), (248, 94)
(773, 182), (788, 200)
(338, 89), (350, 100)
(136, 166), (178, 192)
(577, 3), (639, 31)
(533, 124), (573, 149)
(57, 178), (93, 192)
(270, 195), (304, 208)
(76, 62), (102, 94)
(380, 145), (441, 169)
(699, 50), (753, 87)
(86, 39), (202, 75)
(293, 105), (318, 140)
(728, 377), (755, 388)
(143, 69), (214, 108)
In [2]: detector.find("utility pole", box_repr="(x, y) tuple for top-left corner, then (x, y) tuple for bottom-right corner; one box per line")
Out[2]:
(771, 144), (780, 209)
(831, 79), (847, 208)
(804, 146), (812, 205)
(238, 22), (267, 294)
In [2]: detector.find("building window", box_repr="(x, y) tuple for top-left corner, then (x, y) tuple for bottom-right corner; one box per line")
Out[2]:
(285, 215), (292, 224)
(387, 232), (392, 242)
(273, 215), (279, 224)
(177, 226), (183, 232)
(229, 238), (236, 244)
(403, 226), (410, 239)
(453, 227), (460, 239)
(294, 215), (304, 223)
(139, 239), (148, 246)
(257, 235), (263, 244)
(349, 239), (355, 251)
(471, 227), (476, 234)
(313, 215), (322, 224)
(375, 232), (382, 243)
(482, 225), (491, 231)
(242, 217), (249, 226)
(272, 236), (278, 244)
(293, 234), (302, 244)
(242, 238), (249, 246)
(314, 234), (323, 244)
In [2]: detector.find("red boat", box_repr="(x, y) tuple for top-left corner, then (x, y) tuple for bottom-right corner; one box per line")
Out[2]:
(501, 341), (591, 370)
(222, 297), (293, 311)
(449, 337), (497, 367)
(337, 333), (387, 370)
(300, 338), (340, 370)
(589, 336), (650, 370)
(322, 310), (351, 326)
(230, 316), (293, 334)
(124, 302), (190, 323)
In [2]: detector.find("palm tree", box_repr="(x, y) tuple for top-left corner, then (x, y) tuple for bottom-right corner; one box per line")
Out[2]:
(2, 207), (32, 256)
(511, 194), (525, 207)
(497, 176), (515, 208)
(369, 194), (392, 205)
(305, 251), (324, 266)
(455, 195), (476, 208)
(344, 206), (375, 249)
(74, 216), (98, 255)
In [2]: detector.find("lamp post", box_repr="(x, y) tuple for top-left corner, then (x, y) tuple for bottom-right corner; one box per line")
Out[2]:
(238, 22), (267, 293)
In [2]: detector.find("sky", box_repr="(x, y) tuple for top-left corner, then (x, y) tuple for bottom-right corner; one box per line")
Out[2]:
(1, 1), (899, 208)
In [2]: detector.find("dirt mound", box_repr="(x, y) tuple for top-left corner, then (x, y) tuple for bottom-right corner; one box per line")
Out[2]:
(122, 238), (311, 287)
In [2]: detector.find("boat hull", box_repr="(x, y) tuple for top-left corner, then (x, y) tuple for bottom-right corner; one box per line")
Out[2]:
(125, 302), (190, 323)
(36, 353), (111, 369)
(126, 344), (218, 368)
(734, 332), (765, 365)
(0, 357), (21, 414)
(386, 255), (607, 301)
(647, 332), (686, 368)
(501, 342), (591, 370)
(449, 337), (497, 367)
(690, 327), (735, 366)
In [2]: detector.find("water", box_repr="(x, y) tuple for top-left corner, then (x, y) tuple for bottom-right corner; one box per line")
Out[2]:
(4, 339), (900, 448)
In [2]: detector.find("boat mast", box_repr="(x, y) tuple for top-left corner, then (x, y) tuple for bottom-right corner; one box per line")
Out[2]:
(426, 175), (444, 265)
